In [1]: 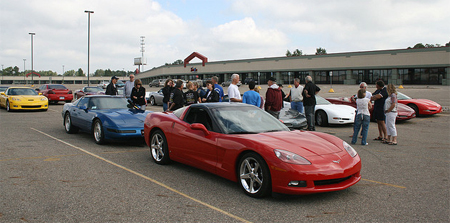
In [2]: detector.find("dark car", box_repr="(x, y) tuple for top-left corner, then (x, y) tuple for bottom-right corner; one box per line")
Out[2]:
(149, 79), (160, 87)
(116, 80), (125, 88)
(74, 86), (105, 99)
(243, 78), (256, 85)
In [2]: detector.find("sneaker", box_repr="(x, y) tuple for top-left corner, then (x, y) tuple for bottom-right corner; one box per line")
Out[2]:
(362, 143), (368, 146)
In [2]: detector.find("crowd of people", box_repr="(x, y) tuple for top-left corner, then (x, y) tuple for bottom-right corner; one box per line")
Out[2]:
(104, 74), (398, 145)
(351, 80), (398, 146)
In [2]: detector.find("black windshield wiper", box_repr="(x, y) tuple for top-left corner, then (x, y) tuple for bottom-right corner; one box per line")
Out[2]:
(228, 131), (258, 134)
(262, 130), (282, 133)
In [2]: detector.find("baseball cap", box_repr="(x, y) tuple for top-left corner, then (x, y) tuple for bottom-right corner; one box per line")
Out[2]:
(111, 76), (119, 80)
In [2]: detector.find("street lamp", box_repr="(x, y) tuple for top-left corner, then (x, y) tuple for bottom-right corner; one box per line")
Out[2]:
(29, 32), (35, 84)
(85, 10), (94, 86)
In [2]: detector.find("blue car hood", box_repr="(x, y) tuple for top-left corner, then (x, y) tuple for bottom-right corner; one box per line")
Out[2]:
(97, 109), (151, 127)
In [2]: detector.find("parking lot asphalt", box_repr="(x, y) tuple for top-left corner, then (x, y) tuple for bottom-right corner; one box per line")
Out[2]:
(0, 84), (449, 222)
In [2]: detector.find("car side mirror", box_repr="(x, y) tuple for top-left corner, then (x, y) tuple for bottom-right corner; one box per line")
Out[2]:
(1, 92), (5, 96)
(38, 93), (42, 95)
(191, 123), (210, 135)
(79, 105), (88, 111)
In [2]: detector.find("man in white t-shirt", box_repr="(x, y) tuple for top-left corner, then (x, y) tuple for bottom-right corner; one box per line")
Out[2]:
(351, 82), (372, 102)
(228, 73), (242, 102)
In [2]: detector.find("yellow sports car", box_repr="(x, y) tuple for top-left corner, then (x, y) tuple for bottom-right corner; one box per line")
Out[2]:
(0, 87), (48, 112)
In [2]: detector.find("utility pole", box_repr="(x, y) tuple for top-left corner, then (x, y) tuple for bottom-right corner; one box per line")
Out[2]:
(85, 10), (94, 86)
(29, 32), (35, 84)
(140, 36), (145, 72)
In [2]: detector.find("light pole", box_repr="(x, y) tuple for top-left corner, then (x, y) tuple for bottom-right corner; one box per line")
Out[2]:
(29, 32), (35, 84)
(62, 65), (65, 83)
(85, 10), (94, 86)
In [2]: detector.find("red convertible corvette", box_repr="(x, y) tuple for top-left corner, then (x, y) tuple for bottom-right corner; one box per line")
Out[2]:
(326, 97), (416, 121)
(397, 92), (442, 116)
(144, 103), (361, 198)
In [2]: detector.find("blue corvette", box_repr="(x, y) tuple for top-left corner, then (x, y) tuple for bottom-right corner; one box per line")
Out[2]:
(62, 95), (151, 144)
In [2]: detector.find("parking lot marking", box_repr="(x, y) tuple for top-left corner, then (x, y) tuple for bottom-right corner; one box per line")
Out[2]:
(0, 150), (147, 162)
(30, 128), (251, 223)
(362, 178), (406, 189)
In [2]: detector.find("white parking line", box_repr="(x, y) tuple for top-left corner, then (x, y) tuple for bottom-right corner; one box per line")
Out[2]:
(30, 127), (251, 223)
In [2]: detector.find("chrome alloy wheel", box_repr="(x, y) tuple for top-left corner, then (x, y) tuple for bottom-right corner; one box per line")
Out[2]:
(239, 157), (264, 194)
(93, 121), (103, 143)
(151, 133), (165, 162)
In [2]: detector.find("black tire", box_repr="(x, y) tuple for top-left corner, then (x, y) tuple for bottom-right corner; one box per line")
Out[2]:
(6, 100), (11, 112)
(93, 119), (106, 144)
(237, 152), (271, 198)
(64, 112), (79, 134)
(408, 104), (420, 116)
(150, 96), (156, 106)
(316, 110), (329, 127)
(150, 130), (170, 164)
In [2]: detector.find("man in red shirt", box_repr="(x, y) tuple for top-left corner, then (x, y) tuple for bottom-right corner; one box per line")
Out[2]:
(265, 77), (283, 118)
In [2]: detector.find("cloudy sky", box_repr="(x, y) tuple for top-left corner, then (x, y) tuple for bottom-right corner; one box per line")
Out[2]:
(1, 0), (449, 74)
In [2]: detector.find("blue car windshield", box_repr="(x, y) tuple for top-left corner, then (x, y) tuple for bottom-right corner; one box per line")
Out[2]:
(89, 97), (129, 110)
(213, 106), (290, 134)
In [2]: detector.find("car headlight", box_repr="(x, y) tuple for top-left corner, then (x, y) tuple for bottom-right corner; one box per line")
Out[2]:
(41, 97), (48, 101)
(274, 149), (311, 165)
(11, 97), (20, 101)
(343, 141), (358, 157)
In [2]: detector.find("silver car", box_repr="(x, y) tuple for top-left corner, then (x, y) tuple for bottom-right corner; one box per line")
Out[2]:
(146, 88), (164, 106)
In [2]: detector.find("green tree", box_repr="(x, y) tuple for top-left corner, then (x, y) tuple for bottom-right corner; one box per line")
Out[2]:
(292, 49), (302, 56)
(94, 69), (105, 77)
(172, 59), (184, 65)
(76, 68), (85, 76)
(316, 47), (327, 55)
(413, 43), (425, 48)
(105, 69), (112, 76)
(64, 70), (75, 76)
(286, 50), (292, 57)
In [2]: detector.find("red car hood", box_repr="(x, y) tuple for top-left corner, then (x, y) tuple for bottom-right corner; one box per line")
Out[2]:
(408, 99), (441, 108)
(244, 131), (343, 157)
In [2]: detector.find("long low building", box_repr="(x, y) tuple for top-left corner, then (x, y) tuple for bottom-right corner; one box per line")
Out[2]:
(1, 47), (449, 86)
(137, 47), (449, 86)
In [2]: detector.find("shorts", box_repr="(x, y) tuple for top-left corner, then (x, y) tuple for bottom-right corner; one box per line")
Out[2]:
(373, 108), (385, 121)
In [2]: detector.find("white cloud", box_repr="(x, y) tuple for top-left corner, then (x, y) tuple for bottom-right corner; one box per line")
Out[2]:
(0, 0), (448, 73)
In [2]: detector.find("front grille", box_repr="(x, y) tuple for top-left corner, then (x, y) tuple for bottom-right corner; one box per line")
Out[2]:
(22, 105), (41, 108)
(314, 176), (352, 186)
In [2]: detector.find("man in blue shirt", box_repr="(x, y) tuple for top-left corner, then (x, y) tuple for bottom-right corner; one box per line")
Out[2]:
(211, 76), (224, 102)
(242, 81), (261, 107)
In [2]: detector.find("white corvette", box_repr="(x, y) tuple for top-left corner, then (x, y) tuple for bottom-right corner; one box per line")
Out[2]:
(283, 96), (355, 127)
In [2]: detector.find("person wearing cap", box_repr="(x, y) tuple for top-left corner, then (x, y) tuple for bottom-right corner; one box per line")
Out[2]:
(228, 73), (242, 102)
(302, 75), (321, 131)
(167, 80), (184, 111)
(105, 76), (119, 95)
(265, 77), (283, 119)
(123, 74), (135, 100)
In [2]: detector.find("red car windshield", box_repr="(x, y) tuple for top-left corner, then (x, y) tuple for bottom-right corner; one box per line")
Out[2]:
(48, 85), (67, 90)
